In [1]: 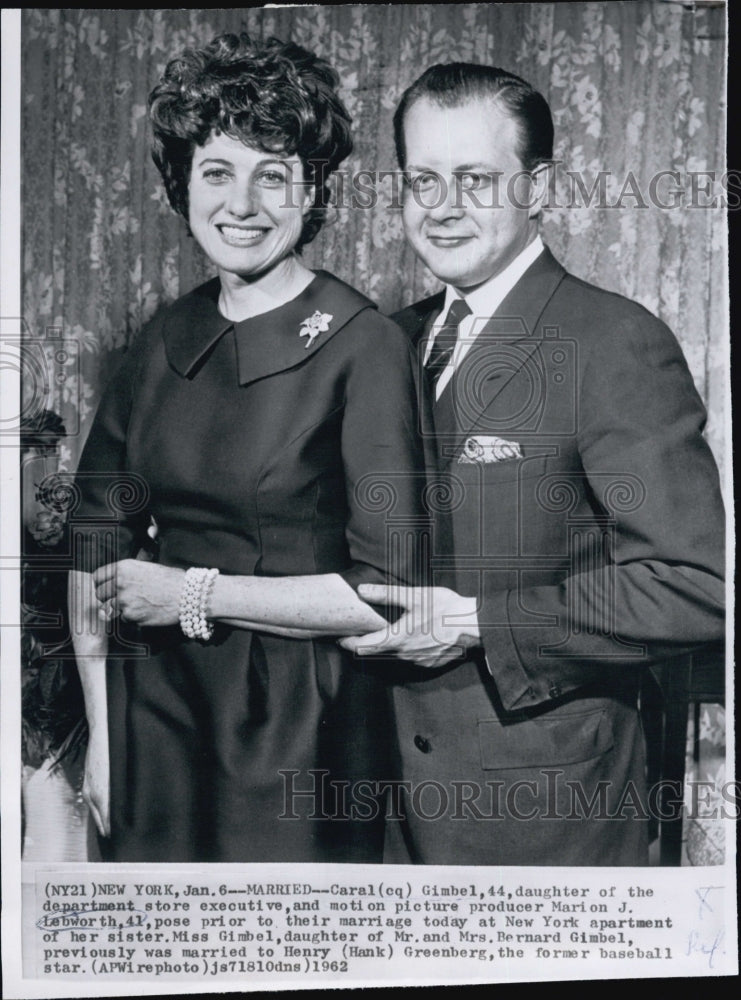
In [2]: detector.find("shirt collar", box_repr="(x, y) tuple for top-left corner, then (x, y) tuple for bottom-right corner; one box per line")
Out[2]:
(440, 234), (545, 323)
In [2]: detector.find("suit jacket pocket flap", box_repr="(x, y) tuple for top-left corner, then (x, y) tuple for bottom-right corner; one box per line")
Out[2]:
(478, 708), (613, 770)
(451, 452), (547, 484)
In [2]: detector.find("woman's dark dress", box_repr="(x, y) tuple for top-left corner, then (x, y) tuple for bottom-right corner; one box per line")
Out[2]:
(73, 271), (428, 862)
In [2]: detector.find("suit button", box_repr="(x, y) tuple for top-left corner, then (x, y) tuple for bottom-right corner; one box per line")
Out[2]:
(549, 683), (562, 699)
(414, 735), (432, 753)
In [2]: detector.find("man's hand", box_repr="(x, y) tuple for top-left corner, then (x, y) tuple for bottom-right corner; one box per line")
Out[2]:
(339, 584), (481, 669)
(93, 560), (185, 626)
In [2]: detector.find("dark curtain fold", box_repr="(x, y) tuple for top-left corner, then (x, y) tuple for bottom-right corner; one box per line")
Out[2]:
(21, 4), (727, 474)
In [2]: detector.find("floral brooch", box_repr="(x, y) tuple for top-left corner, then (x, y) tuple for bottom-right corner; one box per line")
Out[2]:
(299, 311), (332, 348)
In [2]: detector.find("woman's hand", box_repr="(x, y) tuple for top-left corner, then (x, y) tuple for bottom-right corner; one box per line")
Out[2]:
(93, 560), (185, 626)
(83, 727), (110, 838)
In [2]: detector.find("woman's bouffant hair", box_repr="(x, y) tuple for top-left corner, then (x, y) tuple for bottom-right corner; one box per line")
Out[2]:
(148, 33), (353, 250)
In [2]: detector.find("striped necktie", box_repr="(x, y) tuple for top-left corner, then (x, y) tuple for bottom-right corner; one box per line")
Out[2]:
(425, 297), (472, 387)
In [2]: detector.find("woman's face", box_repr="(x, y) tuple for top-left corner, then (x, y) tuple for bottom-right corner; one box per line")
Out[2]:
(188, 132), (313, 279)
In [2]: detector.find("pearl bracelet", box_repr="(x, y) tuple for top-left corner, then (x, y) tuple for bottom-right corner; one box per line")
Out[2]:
(179, 566), (219, 641)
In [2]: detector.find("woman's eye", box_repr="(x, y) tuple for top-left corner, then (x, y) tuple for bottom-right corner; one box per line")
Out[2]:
(257, 169), (289, 187)
(202, 168), (231, 183)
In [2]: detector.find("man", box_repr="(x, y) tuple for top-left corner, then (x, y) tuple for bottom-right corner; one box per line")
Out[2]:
(341, 63), (725, 865)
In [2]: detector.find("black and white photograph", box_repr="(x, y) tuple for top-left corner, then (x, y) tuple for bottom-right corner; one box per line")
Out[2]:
(1, 3), (735, 993)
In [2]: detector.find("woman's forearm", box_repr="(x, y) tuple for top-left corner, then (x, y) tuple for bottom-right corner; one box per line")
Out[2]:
(68, 570), (111, 836)
(218, 618), (332, 638)
(93, 561), (390, 638)
(68, 570), (109, 732)
(209, 572), (388, 636)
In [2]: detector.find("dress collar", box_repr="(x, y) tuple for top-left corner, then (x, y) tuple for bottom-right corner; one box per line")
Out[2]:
(163, 270), (376, 385)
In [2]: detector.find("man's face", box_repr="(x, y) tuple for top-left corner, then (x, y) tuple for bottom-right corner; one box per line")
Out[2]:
(400, 97), (540, 291)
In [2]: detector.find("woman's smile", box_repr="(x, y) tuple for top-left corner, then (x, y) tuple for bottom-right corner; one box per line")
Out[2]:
(217, 223), (271, 246)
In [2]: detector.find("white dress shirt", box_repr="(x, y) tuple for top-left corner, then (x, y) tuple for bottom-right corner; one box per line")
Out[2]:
(425, 235), (545, 399)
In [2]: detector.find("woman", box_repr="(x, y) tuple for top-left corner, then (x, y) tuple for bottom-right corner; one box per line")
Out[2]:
(69, 32), (428, 863)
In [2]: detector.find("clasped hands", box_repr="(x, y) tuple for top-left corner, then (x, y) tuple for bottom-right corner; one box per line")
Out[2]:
(94, 560), (480, 669)
(339, 584), (481, 669)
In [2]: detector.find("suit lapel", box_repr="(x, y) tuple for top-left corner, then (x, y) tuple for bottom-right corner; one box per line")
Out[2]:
(392, 291), (445, 444)
(437, 248), (567, 462)
(392, 291), (445, 349)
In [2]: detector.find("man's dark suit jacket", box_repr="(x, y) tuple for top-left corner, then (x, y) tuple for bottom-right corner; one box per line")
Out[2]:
(388, 246), (725, 866)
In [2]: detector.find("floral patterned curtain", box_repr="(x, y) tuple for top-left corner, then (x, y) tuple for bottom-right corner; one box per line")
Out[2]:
(21, 3), (727, 477)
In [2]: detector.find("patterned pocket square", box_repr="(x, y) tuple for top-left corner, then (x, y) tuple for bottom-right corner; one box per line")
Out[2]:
(458, 435), (523, 464)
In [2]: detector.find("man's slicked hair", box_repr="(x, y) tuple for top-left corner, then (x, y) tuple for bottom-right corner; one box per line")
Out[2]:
(393, 62), (554, 172)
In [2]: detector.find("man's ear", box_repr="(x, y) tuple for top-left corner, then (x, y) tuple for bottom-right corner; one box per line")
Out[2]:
(528, 163), (551, 219)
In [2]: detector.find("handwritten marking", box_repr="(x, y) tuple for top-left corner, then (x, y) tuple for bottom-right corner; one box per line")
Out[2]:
(686, 928), (725, 970)
(694, 885), (722, 922)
